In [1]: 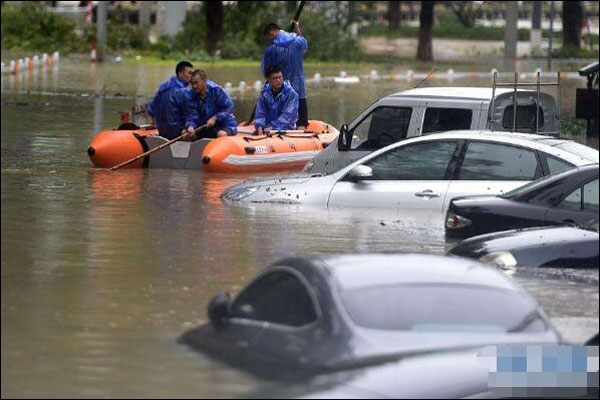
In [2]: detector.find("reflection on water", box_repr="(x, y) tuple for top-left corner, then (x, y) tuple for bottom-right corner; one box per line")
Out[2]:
(1, 58), (598, 398)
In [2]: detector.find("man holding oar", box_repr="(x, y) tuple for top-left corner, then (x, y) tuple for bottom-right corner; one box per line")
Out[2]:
(147, 61), (194, 140)
(254, 65), (299, 135)
(261, 19), (308, 129)
(181, 69), (237, 141)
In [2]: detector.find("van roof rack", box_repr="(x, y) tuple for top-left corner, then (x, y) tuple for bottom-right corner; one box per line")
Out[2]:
(490, 69), (561, 135)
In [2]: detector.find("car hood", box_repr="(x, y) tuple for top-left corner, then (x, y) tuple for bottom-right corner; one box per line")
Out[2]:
(450, 226), (599, 258)
(231, 173), (323, 189)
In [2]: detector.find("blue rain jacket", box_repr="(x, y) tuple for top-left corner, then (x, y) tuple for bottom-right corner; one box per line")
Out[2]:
(261, 31), (308, 99)
(254, 81), (299, 130)
(184, 80), (237, 134)
(147, 76), (189, 139)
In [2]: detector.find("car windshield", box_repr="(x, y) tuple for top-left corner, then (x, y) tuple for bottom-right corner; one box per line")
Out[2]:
(341, 284), (547, 333)
(499, 167), (577, 199)
(584, 217), (600, 233)
(552, 141), (599, 163)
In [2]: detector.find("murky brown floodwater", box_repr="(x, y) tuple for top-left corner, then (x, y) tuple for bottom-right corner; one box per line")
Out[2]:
(1, 57), (598, 398)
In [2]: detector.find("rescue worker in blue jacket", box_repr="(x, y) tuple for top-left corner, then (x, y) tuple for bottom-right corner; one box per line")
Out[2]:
(147, 61), (193, 140)
(254, 65), (299, 135)
(181, 69), (237, 140)
(261, 21), (308, 128)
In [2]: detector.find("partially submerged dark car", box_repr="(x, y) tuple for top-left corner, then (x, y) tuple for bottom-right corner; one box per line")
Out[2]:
(449, 218), (599, 269)
(446, 164), (599, 239)
(180, 254), (560, 397)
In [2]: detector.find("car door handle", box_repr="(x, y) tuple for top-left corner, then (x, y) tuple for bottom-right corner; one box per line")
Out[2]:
(414, 190), (441, 198)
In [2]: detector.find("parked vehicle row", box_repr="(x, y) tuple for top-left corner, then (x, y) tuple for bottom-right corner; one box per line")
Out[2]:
(197, 88), (599, 396)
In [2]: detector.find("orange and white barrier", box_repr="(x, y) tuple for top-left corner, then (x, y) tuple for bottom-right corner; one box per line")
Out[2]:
(4, 51), (59, 76)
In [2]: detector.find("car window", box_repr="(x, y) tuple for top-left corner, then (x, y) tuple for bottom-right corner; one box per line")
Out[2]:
(351, 107), (412, 150)
(363, 140), (457, 180)
(232, 270), (317, 327)
(502, 105), (544, 131)
(500, 167), (574, 200)
(422, 108), (473, 133)
(556, 187), (582, 211)
(341, 284), (547, 333)
(546, 156), (573, 175)
(583, 179), (599, 212)
(458, 142), (538, 181)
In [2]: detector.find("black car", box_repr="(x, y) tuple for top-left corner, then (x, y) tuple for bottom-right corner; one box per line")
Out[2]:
(180, 254), (559, 397)
(449, 218), (599, 269)
(445, 164), (599, 239)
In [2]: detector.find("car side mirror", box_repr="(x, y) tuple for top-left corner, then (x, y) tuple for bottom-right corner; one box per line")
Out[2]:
(207, 291), (232, 328)
(337, 124), (351, 151)
(347, 165), (373, 182)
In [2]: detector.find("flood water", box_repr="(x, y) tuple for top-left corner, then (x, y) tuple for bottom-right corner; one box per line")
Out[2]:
(1, 57), (598, 398)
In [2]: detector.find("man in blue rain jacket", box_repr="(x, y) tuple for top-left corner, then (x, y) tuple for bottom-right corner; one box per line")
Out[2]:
(254, 65), (299, 135)
(147, 61), (194, 140)
(181, 69), (237, 140)
(261, 22), (308, 128)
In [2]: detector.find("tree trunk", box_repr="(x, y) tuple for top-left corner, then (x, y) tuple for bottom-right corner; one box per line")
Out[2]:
(562, 1), (583, 49)
(417, 1), (434, 61)
(205, 1), (224, 55)
(388, 1), (401, 30)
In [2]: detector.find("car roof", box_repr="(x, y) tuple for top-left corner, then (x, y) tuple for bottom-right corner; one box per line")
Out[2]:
(311, 254), (518, 292)
(362, 130), (598, 167)
(389, 87), (531, 101)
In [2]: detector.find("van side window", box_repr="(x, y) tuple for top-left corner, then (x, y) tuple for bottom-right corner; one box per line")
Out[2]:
(502, 105), (545, 131)
(232, 271), (317, 327)
(422, 108), (473, 133)
(351, 107), (412, 150)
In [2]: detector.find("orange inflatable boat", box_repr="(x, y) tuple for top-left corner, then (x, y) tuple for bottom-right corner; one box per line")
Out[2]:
(87, 120), (339, 172)
(202, 120), (338, 172)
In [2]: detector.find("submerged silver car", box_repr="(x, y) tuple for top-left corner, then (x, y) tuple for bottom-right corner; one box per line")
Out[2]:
(221, 131), (599, 212)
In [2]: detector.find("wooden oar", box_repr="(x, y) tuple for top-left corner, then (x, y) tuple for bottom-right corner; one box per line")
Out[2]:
(109, 124), (208, 171)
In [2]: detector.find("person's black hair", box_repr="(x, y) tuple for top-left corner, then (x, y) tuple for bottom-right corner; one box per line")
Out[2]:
(191, 69), (207, 79)
(176, 61), (193, 76)
(263, 22), (281, 36)
(264, 64), (283, 78)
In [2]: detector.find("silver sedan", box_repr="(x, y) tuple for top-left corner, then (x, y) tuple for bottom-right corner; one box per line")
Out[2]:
(221, 131), (599, 212)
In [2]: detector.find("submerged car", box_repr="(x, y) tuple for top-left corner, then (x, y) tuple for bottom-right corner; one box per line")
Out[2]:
(221, 131), (599, 212)
(445, 164), (599, 239)
(180, 254), (560, 396)
(449, 218), (599, 269)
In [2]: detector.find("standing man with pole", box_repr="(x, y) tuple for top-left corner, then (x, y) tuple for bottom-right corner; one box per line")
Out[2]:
(259, 1), (308, 129)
